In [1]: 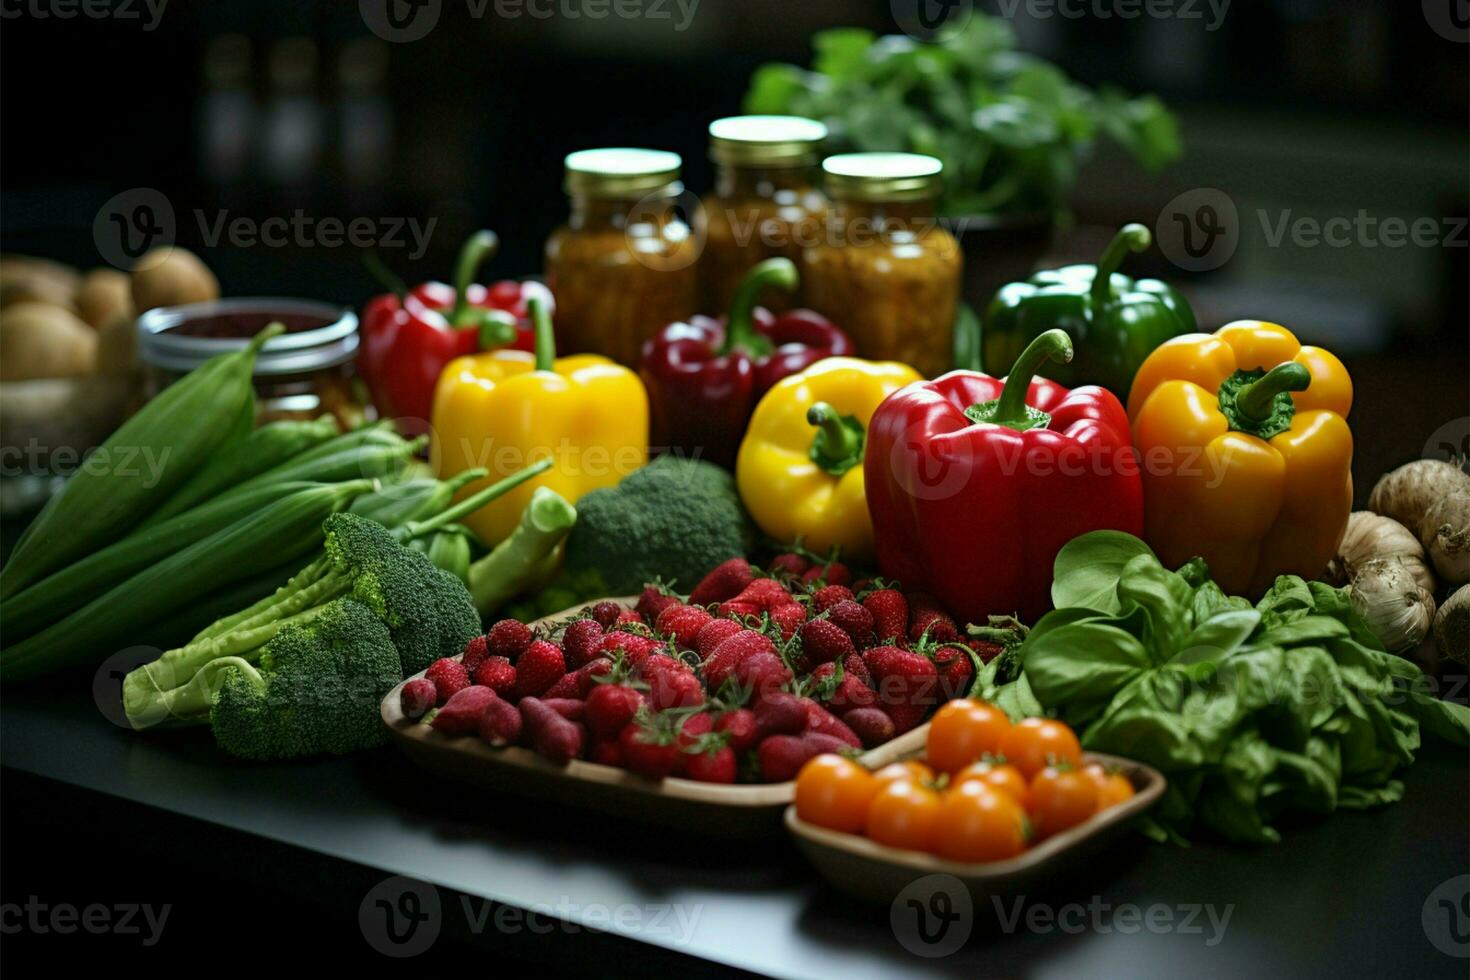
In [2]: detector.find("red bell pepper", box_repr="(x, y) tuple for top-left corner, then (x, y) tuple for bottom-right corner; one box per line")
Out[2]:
(864, 329), (1144, 624)
(639, 258), (853, 468)
(357, 230), (552, 435)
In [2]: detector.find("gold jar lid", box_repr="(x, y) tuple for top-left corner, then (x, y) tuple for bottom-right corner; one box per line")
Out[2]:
(821, 152), (944, 203)
(564, 148), (682, 199)
(708, 115), (828, 167)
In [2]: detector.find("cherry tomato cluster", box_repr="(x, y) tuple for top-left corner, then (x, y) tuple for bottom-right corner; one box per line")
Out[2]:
(793, 700), (1136, 861)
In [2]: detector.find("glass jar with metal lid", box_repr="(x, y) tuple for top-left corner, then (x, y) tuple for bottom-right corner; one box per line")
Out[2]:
(700, 115), (828, 312)
(544, 148), (699, 366)
(802, 152), (961, 379)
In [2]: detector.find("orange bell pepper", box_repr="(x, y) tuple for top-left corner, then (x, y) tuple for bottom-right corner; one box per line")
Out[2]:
(1127, 320), (1353, 597)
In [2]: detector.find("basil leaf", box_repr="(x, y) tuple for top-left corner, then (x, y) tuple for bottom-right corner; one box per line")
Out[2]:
(1022, 622), (1151, 724)
(1173, 610), (1261, 666)
(1050, 530), (1156, 613)
(1115, 553), (1194, 656)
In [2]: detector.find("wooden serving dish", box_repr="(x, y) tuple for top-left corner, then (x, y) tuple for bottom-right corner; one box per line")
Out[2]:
(381, 597), (930, 840)
(785, 749), (1166, 903)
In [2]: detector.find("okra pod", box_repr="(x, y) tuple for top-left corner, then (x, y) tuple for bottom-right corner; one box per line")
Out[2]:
(348, 468), (488, 529)
(415, 527), (473, 584)
(225, 434), (426, 498)
(1, 480), (337, 640)
(1, 324), (283, 599)
(142, 414), (340, 526)
(0, 478), (376, 681)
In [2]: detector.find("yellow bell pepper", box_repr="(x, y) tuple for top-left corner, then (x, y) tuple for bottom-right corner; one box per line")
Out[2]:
(736, 356), (922, 561)
(1127, 320), (1353, 597)
(431, 298), (647, 544)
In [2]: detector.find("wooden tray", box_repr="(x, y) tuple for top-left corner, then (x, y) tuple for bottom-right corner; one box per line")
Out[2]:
(381, 597), (931, 840)
(786, 748), (1166, 903)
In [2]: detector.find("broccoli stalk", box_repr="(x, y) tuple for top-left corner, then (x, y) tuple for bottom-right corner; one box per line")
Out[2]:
(122, 459), (550, 730)
(467, 486), (577, 615)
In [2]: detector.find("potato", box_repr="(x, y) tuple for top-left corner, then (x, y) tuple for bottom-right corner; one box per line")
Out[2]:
(130, 247), (219, 313)
(75, 267), (134, 329)
(0, 255), (80, 311)
(0, 302), (97, 380)
(94, 310), (138, 377)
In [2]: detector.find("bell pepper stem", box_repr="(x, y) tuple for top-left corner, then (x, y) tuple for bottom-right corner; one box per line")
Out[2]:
(468, 308), (518, 351)
(807, 402), (865, 476)
(720, 258), (797, 355)
(1091, 223), (1151, 309)
(1236, 362), (1311, 422)
(361, 250), (408, 304)
(993, 328), (1074, 424)
(402, 457), (553, 541)
(450, 230), (500, 326)
(529, 296), (556, 372)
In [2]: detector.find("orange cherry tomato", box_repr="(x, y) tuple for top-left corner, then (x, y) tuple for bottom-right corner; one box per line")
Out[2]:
(871, 760), (935, 789)
(865, 778), (943, 853)
(933, 781), (1029, 863)
(1082, 762), (1136, 813)
(998, 717), (1082, 779)
(952, 759), (1031, 810)
(926, 700), (1013, 774)
(794, 754), (877, 834)
(1028, 764), (1098, 838)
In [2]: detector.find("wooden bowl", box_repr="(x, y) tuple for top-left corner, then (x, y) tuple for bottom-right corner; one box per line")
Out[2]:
(381, 597), (930, 840)
(786, 749), (1166, 903)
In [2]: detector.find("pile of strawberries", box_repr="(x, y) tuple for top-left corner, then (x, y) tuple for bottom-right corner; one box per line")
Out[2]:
(400, 552), (1010, 784)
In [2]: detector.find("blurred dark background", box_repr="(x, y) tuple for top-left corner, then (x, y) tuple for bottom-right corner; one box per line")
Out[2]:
(2, 0), (1467, 483)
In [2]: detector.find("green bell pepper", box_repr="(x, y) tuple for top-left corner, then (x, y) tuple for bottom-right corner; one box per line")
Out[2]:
(982, 224), (1195, 399)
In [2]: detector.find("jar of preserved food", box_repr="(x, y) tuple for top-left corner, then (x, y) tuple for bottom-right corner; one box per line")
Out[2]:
(544, 148), (698, 366)
(802, 153), (961, 379)
(138, 298), (366, 426)
(701, 115), (828, 312)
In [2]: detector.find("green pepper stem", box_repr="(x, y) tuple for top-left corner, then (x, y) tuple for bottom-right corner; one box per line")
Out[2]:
(807, 402), (863, 475)
(993, 329), (1073, 424)
(720, 258), (797, 356)
(1236, 362), (1311, 421)
(249, 321), (287, 353)
(529, 296), (556, 372)
(471, 308), (519, 350)
(450, 230), (499, 326)
(362, 250), (408, 304)
(1091, 223), (1151, 310)
(402, 457), (553, 541)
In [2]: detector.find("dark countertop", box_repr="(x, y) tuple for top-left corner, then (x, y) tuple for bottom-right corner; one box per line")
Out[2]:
(2, 685), (1467, 976)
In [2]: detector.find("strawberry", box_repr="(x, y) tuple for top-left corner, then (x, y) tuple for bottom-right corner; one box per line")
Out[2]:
(810, 584), (855, 613)
(424, 658), (470, 705)
(907, 592), (960, 645)
(863, 644), (939, 734)
(970, 637), (1007, 665)
(432, 686), (499, 735)
(562, 618), (605, 669)
(640, 657), (705, 711)
(753, 691), (809, 740)
(767, 601), (807, 641)
(520, 697), (584, 764)
(798, 618), (856, 669)
(801, 560), (851, 587)
(586, 682), (646, 740)
(718, 577), (793, 619)
(541, 658), (612, 700)
(635, 583), (682, 623)
(682, 738), (737, 783)
(400, 678), (437, 719)
(589, 600), (623, 628)
(541, 698), (586, 721)
(513, 640), (566, 700)
(933, 644), (976, 701)
(655, 603), (713, 650)
(714, 707), (758, 753)
(618, 710), (685, 779)
(599, 630), (664, 668)
(486, 619), (534, 661)
(702, 629), (776, 691)
(756, 732), (853, 782)
(694, 617), (744, 660)
(802, 700), (861, 747)
(842, 652), (873, 687)
(768, 552), (810, 578)
(809, 661), (876, 712)
(676, 710), (715, 753)
(460, 634), (491, 673)
(731, 651), (793, 702)
(588, 739), (624, 767)
(826, 600), (875, 649)
(689, 558), (755, 607)
(842, 707), (895, 748)
(473, 655), (517, 698)
(478, 694), (522, 746)
(862, 589), (909, 646)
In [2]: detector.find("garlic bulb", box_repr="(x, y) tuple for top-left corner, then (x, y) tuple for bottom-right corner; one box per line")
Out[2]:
(1329, 511), (1435, 595)
(1434, 585), (1468, 665)
(1419, 489), (1469, 586)
(1349, 558), (1436, 653)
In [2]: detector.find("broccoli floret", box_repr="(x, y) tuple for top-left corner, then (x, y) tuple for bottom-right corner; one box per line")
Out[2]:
(560, 456), (752, 597)
(210, 598), (401, 760)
